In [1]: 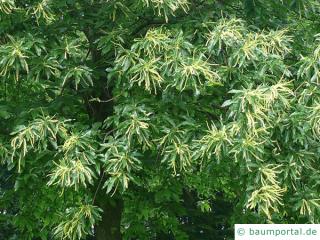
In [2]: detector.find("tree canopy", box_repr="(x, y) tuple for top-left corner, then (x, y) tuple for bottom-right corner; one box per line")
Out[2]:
(1, 0), (320, 239)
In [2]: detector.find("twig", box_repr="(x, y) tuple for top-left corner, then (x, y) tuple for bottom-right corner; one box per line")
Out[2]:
(92, 171), (105, 205)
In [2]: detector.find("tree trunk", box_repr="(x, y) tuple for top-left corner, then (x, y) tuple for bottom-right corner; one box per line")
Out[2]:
(95, 197), (123, 240)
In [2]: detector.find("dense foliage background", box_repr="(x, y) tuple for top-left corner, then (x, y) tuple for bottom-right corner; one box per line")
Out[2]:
(1, 0), (320, 239)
